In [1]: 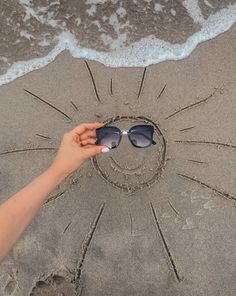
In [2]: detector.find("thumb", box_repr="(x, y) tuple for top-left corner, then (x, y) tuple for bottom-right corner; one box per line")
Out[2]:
(85, 145), (109, 157)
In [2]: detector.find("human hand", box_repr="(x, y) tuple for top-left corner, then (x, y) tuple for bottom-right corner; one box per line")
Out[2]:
(49, 122), (109, 178)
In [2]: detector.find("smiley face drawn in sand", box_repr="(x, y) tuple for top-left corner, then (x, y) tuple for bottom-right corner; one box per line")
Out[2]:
(91, 115), (166, 194)
(0, 58), (236, 295)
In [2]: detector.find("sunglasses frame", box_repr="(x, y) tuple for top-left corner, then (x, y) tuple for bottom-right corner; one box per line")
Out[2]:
(95, 124), (156, 149)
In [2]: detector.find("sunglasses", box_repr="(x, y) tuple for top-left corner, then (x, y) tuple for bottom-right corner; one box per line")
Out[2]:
(95, 124), (156, 149)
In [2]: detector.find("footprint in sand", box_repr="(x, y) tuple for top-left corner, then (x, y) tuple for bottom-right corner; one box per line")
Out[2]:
(30, 275), (76, 296)
(0, 272), (18, 295)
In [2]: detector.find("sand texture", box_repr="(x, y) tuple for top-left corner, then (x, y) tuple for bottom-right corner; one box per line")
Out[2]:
(0, 26), (235, 295)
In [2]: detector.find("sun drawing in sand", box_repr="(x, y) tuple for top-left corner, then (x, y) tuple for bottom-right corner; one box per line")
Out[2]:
(0, 60), (235, 295)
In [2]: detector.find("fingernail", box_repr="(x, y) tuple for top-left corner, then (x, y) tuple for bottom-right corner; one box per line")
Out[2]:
(102, 147), (110, 153)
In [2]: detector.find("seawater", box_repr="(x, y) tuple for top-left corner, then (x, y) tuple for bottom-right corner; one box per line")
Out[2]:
(0, 0), (235, 86)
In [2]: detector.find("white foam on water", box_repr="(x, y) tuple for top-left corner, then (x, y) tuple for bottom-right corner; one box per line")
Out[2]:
(20, 30), (35, 40)
(116, 7), (127, 18)
(86, 0), (109, 4)
(204, 0), (214, 9)
(154, 3), (164, 12)
(86, 5), (97, 16)
(170, 9), (176, 16)
(19, 0), (62, 28)
(0, 4), (235, 86)
(182, 0), (205, 24)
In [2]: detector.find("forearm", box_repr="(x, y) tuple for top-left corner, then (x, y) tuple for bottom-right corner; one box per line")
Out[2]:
(0, 166), (66, 262)
(0, 122), (105, 263)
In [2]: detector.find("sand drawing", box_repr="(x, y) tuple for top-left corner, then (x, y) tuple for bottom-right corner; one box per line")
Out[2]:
(84, 60), (102, 104)
(92, 115), (166, 194)
(0, 57), (235, 295)
(0, 272), (18, 296)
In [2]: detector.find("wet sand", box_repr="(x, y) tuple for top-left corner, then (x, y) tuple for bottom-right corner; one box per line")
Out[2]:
(0, 26), (235, 295)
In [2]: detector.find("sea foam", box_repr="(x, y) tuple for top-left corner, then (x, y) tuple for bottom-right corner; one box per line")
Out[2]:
(0, 3), (235, 86)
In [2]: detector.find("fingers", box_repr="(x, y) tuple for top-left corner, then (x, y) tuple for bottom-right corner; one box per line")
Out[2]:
(70, 122), (104, 137)
(80, 138), (96, 146)
(83, 144), (95, 148)
(84, 145), (109, 157)
(79, 130), (96, 141)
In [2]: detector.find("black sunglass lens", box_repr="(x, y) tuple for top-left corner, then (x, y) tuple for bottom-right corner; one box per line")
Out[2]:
(128, 125), (154, 148)
(96, 127), (121, 149)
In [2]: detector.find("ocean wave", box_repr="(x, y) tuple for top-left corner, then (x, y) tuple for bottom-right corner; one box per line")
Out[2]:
(0, 1), (235, 86)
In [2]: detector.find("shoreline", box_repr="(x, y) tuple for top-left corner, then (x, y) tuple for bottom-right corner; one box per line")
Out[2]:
(0, 14), (235, 86)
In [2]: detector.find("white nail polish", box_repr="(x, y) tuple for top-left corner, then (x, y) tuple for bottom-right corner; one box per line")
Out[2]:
(102, 147), (110, 153)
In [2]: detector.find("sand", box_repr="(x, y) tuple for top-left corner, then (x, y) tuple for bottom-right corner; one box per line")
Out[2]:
(0, 26), (235, 295)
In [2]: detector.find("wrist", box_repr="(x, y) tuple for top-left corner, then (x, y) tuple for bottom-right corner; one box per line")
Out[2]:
(47, 164), (70, 183)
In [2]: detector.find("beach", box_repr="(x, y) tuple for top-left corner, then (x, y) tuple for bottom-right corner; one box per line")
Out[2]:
(0, 1), (236, 295)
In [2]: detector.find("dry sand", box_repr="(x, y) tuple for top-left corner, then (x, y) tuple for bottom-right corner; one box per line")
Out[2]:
(0, 26), (235, 295)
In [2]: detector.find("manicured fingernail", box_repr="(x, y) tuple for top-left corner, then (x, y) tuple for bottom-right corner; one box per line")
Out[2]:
(102, 147), (110, 153)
